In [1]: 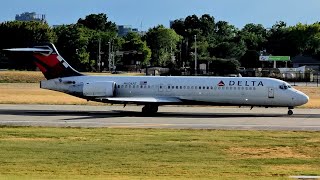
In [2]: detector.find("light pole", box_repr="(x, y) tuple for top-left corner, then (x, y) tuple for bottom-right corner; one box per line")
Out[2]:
(194, 35), (197, 75)
(108, 41), (111, 72)
(97, 38), (101, 72)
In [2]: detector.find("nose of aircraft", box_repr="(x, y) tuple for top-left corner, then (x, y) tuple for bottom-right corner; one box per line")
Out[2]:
(296, 91), (309, 106)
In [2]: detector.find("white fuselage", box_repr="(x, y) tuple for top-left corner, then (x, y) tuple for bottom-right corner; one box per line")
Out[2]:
(40, 76), (309, 107)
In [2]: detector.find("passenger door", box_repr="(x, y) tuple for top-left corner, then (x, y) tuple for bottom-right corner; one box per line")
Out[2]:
(268, 87), (274, 98)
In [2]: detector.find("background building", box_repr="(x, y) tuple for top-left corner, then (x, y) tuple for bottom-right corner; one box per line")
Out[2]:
(15, 12), (46, 23)
(117, 25), (144, 37)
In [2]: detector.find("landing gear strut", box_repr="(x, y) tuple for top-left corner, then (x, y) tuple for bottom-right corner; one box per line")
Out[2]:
(288, 107), (294, 116)
(142, 104), (158, 114)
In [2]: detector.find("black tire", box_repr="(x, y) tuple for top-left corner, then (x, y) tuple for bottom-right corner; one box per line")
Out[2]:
(142, 105), (158, 114)
(142, 106), (147, 113)
(288, 110), (293, 115)
(151, 106), (158, 113)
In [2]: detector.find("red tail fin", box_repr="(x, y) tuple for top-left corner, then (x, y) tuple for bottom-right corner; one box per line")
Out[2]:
(4, 43), (83, 80)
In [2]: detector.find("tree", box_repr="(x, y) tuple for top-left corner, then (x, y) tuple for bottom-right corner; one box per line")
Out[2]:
(215, 21), (237, 41)
(199, 14), (215, 37)
(0, 21), (56, 70)
(77, 13), (117, 32)
(121, 32), (151, 66)
(209, 40), (246, 59)
(210, 59), (241, 75)
(209, 21), (247, 59)
(288, 23), (320, 55)
(266, 21), (293, 56)
(171, 15), (246, 70)
(170, 19), (186, 37)
(54, 24), (95, 71)
(239, 50), (261, 68)
(239, 23), (267, 51)
(145, 25), (182, 66)
(184, 15), (201, 32)
(0, 21), (56, 49)
(86, 31), (120, 71)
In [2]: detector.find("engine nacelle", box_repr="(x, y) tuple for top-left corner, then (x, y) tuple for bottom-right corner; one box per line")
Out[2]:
(83, 81), (115, 97)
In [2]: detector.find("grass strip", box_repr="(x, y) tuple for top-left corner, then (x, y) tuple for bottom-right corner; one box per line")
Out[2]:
(0, 71), (143, 83)
(0, 127), (319, 179)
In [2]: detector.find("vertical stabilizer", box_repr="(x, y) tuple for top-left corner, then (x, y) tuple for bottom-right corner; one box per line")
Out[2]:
(4, 43), (83, 80)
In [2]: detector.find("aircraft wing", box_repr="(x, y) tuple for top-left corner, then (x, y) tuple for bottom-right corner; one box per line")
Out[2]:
(97, 97), (182, 103)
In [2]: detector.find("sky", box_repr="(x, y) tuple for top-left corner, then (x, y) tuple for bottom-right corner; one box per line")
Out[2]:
(0, 0), (319, 30)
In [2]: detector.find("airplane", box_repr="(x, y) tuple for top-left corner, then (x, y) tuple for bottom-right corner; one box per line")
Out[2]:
(4, 43), (309, 115)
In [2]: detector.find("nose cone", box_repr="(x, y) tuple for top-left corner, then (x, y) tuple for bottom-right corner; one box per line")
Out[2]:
(295, 91), (309, 106)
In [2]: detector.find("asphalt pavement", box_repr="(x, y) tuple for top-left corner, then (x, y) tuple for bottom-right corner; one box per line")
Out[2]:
(0, 104), (319, 131)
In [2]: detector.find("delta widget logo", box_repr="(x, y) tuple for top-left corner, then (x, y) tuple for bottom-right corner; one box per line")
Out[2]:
(218, 81), (225, 86)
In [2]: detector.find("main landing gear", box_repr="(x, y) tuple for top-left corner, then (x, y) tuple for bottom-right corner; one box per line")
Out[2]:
(288, 107), (294, 116)
(142, 104), (159, 114)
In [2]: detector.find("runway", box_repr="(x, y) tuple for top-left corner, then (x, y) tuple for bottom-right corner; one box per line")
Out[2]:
(0, 104), (319, 131)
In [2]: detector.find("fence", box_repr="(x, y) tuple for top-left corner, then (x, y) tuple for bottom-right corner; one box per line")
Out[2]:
(282, 72), (320, 87)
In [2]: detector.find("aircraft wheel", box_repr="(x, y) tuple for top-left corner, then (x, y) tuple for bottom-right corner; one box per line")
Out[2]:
(142, 106), (147, 113)
(288, 110), (293, 116)
(142, 105), (158, 114)
(151, 106), (158, 113)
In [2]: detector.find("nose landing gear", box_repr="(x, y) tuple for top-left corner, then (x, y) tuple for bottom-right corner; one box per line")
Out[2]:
(288, 107), (294, 115)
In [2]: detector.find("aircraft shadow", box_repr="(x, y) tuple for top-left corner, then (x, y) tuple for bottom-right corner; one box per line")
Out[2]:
(0, 109), (319, 121)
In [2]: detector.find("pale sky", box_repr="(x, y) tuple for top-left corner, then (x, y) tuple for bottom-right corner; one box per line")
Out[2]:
(0, 0), (319, 30)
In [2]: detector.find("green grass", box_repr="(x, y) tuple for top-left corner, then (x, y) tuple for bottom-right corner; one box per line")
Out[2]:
(0, 128), (319, 179)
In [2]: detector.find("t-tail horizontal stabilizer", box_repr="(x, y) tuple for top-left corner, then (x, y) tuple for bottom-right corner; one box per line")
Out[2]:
(4, 43), (83, 80)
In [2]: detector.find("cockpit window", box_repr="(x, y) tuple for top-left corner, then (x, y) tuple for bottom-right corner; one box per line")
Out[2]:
(279, 85), (286, 89)
(279, 84), (292, 90)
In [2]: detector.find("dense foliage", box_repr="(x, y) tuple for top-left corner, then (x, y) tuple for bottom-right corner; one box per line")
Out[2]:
(1, 13), (320, 74)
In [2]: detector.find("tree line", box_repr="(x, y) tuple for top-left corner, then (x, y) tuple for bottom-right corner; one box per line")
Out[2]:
(1, 13), (320, 74)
